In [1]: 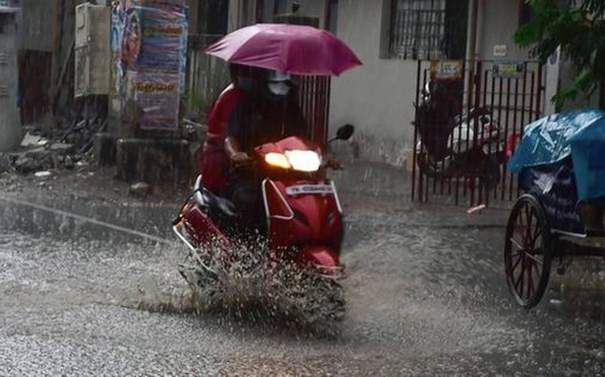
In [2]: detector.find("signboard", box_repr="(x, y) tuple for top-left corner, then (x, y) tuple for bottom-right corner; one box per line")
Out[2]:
(430, 60), (463, 80)
(121, 3), (186, 74)
(493, 61), (526, 79)
(493, 45), (507, 57)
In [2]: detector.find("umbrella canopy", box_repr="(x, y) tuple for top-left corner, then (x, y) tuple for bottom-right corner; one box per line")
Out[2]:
(508, 109), (605, 201)
(205, 23), (362, 76)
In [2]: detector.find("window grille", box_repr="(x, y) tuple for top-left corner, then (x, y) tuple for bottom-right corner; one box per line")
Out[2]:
(389, 0), (468, 60)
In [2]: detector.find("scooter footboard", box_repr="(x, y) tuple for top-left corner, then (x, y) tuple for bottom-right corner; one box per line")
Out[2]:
(174, 200), (229, 247)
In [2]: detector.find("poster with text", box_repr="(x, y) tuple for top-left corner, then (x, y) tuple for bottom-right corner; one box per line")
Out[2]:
(119, 0), (188, 131)
(129, 71), (181, 131)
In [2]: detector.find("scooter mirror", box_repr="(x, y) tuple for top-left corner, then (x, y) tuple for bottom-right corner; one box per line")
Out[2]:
(336, 124), (355, 141)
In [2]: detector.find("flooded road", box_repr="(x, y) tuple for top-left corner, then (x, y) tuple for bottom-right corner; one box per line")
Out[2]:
(1, 181), (605, 375)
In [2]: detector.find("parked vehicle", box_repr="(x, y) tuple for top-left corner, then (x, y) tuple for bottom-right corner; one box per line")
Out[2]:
(414, 79), (507, 189)
(505, 110), (605, 309)
(172, 125), (355, 322)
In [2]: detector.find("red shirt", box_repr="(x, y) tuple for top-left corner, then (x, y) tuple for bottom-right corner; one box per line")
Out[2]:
(198, 84), (244, 193)
(207, 84), (245, 136)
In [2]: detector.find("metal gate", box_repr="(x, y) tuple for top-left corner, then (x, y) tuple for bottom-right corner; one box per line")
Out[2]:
(297, 76), (331, 145)
(411, 59), (545, 208)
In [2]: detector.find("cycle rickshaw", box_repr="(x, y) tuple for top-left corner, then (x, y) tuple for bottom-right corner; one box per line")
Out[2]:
(505, 109), (605, 309)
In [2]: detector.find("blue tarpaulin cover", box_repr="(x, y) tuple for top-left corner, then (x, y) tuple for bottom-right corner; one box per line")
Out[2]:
(508, 109), (605, 202)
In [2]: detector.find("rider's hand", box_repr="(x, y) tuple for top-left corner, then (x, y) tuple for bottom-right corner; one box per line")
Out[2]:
(326, 157), (342, 170)
(231, 151), (250, 164)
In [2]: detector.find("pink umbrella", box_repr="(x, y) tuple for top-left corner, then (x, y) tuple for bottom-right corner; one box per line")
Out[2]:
(205, 23), (362, 76)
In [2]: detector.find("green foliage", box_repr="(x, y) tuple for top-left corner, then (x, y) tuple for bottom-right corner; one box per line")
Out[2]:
(515, 0), (605, 109)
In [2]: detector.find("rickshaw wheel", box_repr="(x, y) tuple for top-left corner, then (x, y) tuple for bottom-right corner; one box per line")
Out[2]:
(504, 194), (552, 309)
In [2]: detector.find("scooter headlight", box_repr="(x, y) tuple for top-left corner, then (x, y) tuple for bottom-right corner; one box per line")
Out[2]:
(264, 153), (292, 169)
(285, 150), (322, 172)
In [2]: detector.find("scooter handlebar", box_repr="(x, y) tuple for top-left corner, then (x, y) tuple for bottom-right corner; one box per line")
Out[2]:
(231, 158), (255, 168)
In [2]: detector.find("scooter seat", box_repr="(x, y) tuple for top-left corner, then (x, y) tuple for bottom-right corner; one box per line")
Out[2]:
(193, 176), (238, 218)
(209, 193), (238, 218)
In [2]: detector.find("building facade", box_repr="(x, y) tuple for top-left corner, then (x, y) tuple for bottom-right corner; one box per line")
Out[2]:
(207, 0), (601, 164)
(0, 6), (21, 151)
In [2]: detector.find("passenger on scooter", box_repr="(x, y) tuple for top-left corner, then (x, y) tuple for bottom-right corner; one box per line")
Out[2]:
(198, 64), (252, 195)
(225, 70), (308, 232)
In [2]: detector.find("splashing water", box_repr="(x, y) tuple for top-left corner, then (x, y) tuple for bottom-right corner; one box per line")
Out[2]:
(136, 235), (346, 335)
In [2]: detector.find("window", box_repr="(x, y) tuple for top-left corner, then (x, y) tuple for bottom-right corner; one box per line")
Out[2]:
(325, 0), (338, 34)
(518, 1), (534, 26)
(389, 0), (468, 60)
(256, 0), (289, 22)
(0, 14), (10, 35)
(275, 0), (288, 15)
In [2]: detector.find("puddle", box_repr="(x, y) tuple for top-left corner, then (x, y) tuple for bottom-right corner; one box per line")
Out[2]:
(129, 237), (346, 336)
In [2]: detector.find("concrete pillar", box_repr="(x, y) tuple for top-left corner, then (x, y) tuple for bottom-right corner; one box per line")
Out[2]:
(0, 9), (22, 152)
(111, 0), (193, 185)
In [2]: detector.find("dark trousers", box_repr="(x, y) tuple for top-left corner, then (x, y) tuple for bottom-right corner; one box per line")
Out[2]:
(228, 173), (263, 234)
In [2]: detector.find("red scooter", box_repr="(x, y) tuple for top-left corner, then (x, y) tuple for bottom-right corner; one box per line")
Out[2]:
(172, 125), (355, 322)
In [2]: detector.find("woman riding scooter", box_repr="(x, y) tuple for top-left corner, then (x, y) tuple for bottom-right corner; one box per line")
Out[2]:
(225, 70), (308, 233)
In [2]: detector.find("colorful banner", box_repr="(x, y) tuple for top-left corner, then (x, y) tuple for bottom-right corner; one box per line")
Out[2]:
(179, 4), (188, 96)
(111, 2), (124, 97)
(115, 0), (188, 131)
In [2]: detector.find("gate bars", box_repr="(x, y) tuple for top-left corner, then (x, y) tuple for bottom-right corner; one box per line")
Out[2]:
(411, 59), (545, 208)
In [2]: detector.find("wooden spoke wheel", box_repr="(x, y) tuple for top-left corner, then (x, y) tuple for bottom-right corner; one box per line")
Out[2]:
(504, 194), (553, 309)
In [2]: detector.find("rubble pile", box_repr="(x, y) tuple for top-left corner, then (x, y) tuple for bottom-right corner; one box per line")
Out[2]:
(0, 120), (103, 177)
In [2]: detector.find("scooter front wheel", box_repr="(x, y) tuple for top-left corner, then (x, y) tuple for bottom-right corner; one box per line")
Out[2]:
(274, 270), (346, 326)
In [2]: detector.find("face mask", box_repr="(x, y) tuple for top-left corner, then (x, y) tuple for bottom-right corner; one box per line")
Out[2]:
(237, 77), (253, 92)
(268, 82), (291, 96)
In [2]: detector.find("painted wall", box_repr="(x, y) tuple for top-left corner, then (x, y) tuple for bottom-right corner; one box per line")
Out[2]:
(329, 0), (419, 165)
(477, 0), (527, 60)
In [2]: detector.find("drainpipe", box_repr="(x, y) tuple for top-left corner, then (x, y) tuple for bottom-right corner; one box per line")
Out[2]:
(465, 0), (479, 63)
(465, 0), (480, 105)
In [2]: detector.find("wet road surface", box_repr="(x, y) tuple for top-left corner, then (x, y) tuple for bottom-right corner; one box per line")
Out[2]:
(2, 166), (605, 375)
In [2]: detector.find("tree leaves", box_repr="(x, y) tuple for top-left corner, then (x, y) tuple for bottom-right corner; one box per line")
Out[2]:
(515, 0), (604, 109)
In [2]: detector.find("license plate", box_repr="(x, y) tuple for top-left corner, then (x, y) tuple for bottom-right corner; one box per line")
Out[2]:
(285, 184), (334, 196)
